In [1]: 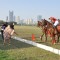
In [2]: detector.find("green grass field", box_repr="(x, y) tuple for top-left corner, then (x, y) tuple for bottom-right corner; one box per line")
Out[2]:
(14, 25), (60, 49)
(0, 25), (60, 60)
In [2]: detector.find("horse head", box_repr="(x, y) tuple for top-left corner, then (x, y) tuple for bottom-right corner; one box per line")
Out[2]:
(37, 21), (42, 27)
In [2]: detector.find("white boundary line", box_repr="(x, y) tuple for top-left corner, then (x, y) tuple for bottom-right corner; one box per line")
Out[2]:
(12, 36), (60, 55)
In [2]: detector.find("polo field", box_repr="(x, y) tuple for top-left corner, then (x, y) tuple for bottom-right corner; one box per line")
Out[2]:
(0, 25), (60, 60)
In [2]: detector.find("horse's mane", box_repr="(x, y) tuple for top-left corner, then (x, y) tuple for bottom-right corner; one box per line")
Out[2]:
(37, 19), (53, 28)
(42, 19), (52, 26)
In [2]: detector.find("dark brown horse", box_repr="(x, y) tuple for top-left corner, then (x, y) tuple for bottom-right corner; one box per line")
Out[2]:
(37, 19), (60, 44)
(37, 19), (49, 42)
(55, 24), (60, 43)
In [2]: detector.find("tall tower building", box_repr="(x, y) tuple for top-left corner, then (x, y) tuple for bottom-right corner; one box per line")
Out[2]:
(9, 10), (14, 22)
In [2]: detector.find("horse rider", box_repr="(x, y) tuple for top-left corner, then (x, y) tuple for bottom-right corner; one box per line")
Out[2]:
(49, 17), (59, 33)
(49, 17), (59, 26)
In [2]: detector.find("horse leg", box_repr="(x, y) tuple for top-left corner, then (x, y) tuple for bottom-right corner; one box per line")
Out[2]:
(51, 35), (56, 44)
(40, 33), (44, 41)
(58, 36), (59, 42)
(45, 33), (47, 42)
(56, 35), (59, 43)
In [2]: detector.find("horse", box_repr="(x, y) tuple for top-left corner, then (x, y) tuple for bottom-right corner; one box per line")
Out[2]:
(43, 19), (60, 44)
(37, 19), (49, 42)
(54, 20), (60, 43)
(37, 19), (60, 44)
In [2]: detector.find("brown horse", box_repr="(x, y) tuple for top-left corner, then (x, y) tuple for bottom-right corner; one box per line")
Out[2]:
(46, 20), (60, 44)
(37, 19), (49, 42)
(55, 22), (60, 43)
(37, 19), (60, 44)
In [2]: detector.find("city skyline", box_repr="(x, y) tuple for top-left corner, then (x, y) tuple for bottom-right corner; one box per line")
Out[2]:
(6, 10), (36, 25)
(7, 10), (42, 22)
(0, 0), (60, 21)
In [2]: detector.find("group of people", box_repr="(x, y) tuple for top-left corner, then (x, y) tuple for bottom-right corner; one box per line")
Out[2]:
(1, 22), (16, 45)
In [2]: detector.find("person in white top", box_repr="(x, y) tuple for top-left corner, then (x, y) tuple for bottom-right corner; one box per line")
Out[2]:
(49, 17), (59, 27)
(49, 17), (59, 34)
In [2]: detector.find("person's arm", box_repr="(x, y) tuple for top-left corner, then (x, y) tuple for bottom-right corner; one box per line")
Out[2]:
(14, 31), (18, 35)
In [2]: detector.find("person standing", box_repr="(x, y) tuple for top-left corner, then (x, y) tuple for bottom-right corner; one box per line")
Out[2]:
(1, 22), (8, 40)
(3, 23), (17, 45)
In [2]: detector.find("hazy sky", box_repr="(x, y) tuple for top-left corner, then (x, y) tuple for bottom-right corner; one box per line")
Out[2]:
(0, 0), (60, 20)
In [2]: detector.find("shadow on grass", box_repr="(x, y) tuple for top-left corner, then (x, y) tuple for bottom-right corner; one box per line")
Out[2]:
(0, 35), (33, 50)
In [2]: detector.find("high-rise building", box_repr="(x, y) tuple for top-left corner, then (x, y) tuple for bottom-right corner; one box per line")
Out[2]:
(16, 16), (20, 24)
(9, 10), (14, 22)
(37, 15), (42, 21)
(24, 18), (33, 25)
(6, 16), (8, 22)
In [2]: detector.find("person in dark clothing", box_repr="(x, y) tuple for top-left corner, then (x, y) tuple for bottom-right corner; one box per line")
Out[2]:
(1, 22), (8, 40)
